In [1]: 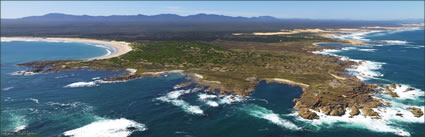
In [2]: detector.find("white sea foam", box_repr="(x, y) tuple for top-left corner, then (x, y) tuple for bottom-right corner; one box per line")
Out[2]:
(5, 112), (28, 132)
(346, 60), (385, 81)
(242, 104), (301, 130)
(331, 31), (382, 42)
(309, 36), (425, 136)
(405, 45), (425, 49)
(313, 48), (385, 81)
(381, 40), (409, 45)
(198, 93), (218, 100)
(205, 101), (219, 107)
(10, 71), (38, 76)
(380, 84), (425, 100)
(91, 77), (101, 80)
(46, 101), (83, 108)
(218, 95), (245, 104)
(13, 125), (27, 132)
(157, 97), (204, 115)
(63, 118), (147, 137)
(293, 108), (411, 137)
(292, 92), (424, 137)
(27, 98), (39, 104)
(156, 89), (204, 115)
(2, 86), (14, 91)
(92, 44), (116, 58)
(1, 39), (12, 42)
(358, 48), (376, 52)
(64, 81), (97, 88)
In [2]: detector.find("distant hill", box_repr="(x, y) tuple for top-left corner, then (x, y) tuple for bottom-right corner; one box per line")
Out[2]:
(2, 13), (282, 22)
(1, 13), (420, 41)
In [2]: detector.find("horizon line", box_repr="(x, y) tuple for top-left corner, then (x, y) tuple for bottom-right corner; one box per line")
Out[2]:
(2, 13), (424, 21)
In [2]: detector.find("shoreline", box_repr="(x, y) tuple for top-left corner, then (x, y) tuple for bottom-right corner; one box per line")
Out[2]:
(1, 37), (132, 60)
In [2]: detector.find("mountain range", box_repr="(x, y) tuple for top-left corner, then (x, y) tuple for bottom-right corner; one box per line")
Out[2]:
(2, 13), (423, 41)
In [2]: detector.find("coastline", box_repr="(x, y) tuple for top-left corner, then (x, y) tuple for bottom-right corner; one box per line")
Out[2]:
(308, 27), (425, 136)
(1, 37), (132, 60)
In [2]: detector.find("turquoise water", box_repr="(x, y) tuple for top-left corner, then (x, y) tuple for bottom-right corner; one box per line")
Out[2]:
(1, 28), (424, 137)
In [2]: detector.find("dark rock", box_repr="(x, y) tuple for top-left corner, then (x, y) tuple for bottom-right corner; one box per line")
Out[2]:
(404, 88), (415, 92)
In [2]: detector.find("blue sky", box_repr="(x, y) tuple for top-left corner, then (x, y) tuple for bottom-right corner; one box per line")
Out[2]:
(1, 1), (424, 20)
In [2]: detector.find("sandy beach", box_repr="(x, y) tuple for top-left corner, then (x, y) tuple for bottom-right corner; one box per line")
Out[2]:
(233, 23), (424, 45)
(1, 37), (132, 60)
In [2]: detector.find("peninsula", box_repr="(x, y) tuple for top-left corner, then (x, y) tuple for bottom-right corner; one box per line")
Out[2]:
(13, 32), (396, 120)
(4, 13), (423, 120)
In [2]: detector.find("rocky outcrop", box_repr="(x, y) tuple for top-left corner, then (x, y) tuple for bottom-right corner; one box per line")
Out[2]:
(361, 108), (380, 118)
(298, 108), (319, 120)
(330, 107), (346, 116)
(382, 86), (399, 98)
(349, 106), (360, 116)
(389, 83), (397, 89)
(407, 107), (424, 117)
(320, 106), (332, 115)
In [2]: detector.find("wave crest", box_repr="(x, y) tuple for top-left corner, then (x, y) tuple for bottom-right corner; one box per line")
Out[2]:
(63, 118), (147, 137)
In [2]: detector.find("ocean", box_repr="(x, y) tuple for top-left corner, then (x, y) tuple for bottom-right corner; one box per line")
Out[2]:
(1, 28), (424, 137)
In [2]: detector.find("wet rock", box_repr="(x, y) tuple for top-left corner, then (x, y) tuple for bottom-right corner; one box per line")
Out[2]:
(349, 106), (360, 116)
(361, 108), (380, 117)
(330, 107), (346, 116)
(320, 106), (331, 115)
(384, 102), (392, 107)
(396, 113), (403, 117)
(382, 87), (399, 98)
(404, 88), (415, 92)
(299, 108), (319, 120)
(389, 83), (396, 89)
(407, 107), (424, 117)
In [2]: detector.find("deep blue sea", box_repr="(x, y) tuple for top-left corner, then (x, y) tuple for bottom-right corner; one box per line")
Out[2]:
(1, 28), (424, 137)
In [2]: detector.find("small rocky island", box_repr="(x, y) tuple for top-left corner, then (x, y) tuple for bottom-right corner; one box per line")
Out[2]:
(17, 33), (423, 119)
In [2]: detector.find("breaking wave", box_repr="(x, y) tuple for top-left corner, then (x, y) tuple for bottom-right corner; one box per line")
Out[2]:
(313, 48), (385, 81)
(9, 71), (38, 76)
(380, 40), (409, 45)
(64, 81), (98, 88)
(241, 104), (302, 131)
(331, 31), (382, 42)
(156, 89), (204, 115)
(378, 84), (425, 101)
(63, 118), (147, 137)
(27, 98), (39, 104)
(1, 109), (29, 133)
(197, 93), (246, 108)
(2, 86), (14, 91)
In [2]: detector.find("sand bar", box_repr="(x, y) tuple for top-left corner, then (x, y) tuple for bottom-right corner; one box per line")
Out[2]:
(1, 37), (132, 60)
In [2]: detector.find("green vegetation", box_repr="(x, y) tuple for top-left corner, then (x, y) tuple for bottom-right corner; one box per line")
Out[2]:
(19, 34), (382, 119)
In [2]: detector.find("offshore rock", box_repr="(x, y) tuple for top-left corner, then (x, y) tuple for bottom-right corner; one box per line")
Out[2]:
(407, 107), (424, 117)
(404, 87), (415, 92)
